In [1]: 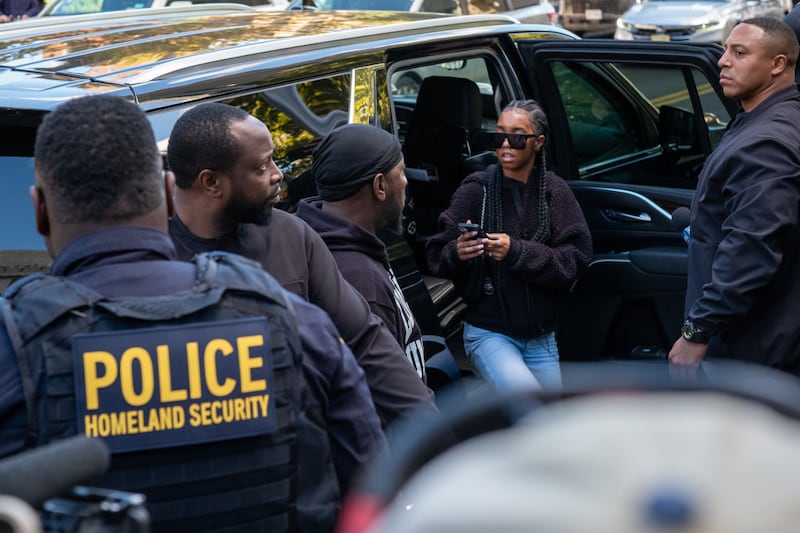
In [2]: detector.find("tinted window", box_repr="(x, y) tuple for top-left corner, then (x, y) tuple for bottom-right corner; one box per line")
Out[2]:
(223, 75), (352, 180)
(0, 157), (43, 250)
(552, 60), (648, 169)
(0, 156), (52, 290)
(551, 59), (727, 188)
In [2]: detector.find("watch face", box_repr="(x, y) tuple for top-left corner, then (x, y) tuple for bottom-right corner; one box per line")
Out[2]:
(682, 320), (707, 343)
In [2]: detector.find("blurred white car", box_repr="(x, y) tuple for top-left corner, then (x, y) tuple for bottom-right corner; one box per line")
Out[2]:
(614, 0), (784, 43)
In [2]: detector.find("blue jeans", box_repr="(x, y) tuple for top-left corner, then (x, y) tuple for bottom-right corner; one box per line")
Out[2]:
(463, 322), (561, 391)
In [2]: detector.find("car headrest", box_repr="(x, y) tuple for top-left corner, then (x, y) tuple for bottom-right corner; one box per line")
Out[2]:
(411, 76), (483, 132)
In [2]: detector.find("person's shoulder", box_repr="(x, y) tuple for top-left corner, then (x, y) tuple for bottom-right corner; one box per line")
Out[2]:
(286, 291), (335, 329)
(285, 291), (345, 354)
(544, 170), (572, 192)
(247, 209), (322, 246)
(271, 209), (322, 237)
(452, 169), (492, 201)
(462, 168), (493, 187)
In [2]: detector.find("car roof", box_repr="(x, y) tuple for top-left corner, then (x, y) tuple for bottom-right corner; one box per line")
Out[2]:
(0, 8), (553, 111)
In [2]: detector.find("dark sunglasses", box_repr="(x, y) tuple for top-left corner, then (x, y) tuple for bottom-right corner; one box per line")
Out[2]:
(482, 131), (539, 150)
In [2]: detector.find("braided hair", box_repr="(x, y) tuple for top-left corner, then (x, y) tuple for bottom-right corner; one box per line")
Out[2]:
(483, 99), (550, 243)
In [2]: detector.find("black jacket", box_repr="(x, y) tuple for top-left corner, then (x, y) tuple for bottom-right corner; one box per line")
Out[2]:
(296, 198), (426, 381)
(170, 209), (435, 426)
(687, 85), (800, 373)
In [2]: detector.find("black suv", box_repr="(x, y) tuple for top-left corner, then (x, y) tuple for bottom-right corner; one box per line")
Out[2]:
(0, 6), (735, 384)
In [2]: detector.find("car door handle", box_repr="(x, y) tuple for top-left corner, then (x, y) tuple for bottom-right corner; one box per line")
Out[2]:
(603, 208), (652, 223)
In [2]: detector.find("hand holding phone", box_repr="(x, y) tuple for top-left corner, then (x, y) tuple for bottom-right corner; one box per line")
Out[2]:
(458, 222), (488, 239)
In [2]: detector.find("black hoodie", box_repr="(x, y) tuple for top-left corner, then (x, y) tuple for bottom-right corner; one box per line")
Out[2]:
(296, 198), (426, 382)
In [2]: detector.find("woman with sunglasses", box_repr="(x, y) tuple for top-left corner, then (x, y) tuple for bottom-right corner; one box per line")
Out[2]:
(426, 99), (592, 390)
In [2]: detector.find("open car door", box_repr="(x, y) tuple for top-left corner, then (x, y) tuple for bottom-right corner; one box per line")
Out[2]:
(514, 39), (735, 361)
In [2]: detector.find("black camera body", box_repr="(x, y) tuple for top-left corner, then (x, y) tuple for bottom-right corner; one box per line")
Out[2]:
(41, 486), (150, 533)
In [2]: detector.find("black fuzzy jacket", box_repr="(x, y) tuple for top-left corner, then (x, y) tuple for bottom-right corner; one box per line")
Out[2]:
(426, 166), (592, 339)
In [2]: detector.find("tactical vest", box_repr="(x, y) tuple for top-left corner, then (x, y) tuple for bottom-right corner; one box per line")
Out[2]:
(1, 252), (339, 532)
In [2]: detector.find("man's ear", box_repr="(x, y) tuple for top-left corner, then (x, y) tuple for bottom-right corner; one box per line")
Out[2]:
(772, 53), (788, 76)
(30, 185), (50, 237)
(164, 170), (176, 218)
(198, 168), (223, 198)
(372, 173), (387, 202)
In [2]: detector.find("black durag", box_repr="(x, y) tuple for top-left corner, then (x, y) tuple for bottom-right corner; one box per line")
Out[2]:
(312, 123), (403, 202)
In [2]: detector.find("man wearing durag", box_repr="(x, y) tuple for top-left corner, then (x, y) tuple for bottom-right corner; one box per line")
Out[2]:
(297, 124), (427, 381)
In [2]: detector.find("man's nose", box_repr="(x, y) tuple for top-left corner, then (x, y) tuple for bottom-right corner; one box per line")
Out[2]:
(271, 164), (283, 185)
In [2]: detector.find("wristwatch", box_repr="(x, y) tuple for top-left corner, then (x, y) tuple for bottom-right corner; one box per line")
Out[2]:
(681, 319), (710, 344)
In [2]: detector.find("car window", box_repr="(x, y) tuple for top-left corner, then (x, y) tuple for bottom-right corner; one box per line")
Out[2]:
(620, 64), (729, 140)
(0, 156), (42, 250)
(0, 155), (52, 289)
(550, 59), (727, 188)
(390, 56), (501, 141)
(222, 74), (352, 181)
(552, 60), (648, 169)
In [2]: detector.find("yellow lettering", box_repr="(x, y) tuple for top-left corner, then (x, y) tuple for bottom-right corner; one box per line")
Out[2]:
(120, 347), (154, 406)
(222, 399), (234, 422)
(142, 407), (165, 433)
(82, 351), (118, 411)
(186, 342), (202, 399)
(200, 401), (213, 426)
(97, 413), (110, 437)
(235, 398), (246, 421)
(237, 335), (267, 393)
(157, 345), (187, 402)
(256, 394), (270, 417)
(246, 396), (257, 417)
(188, 403), (201, 427)
(211, 400), (223, 424)
(204, 339), (235, 396)
(126, 410), (139, 434)
(173, 405), (185, 428)
(84, 414), (98, 437)
(158, 406), (172, 430)
(110, 411), (126, 435)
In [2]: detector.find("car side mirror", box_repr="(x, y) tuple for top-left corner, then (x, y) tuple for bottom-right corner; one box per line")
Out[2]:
(658, 105), (703, 156)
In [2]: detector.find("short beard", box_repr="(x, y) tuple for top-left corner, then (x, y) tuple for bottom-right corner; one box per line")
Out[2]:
(375, 210), (404, 245)
(224, 196), (273, 226)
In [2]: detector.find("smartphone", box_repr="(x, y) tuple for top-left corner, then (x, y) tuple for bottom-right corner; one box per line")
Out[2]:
(457, 222), (488, 238)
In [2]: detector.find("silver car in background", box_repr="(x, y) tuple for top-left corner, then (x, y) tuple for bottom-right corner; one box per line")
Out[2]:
(614, 0), (784, 42)
(559, 0), (635, 35)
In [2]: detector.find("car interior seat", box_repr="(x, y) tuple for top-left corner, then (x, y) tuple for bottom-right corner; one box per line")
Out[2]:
(402, 75), (492, 271)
